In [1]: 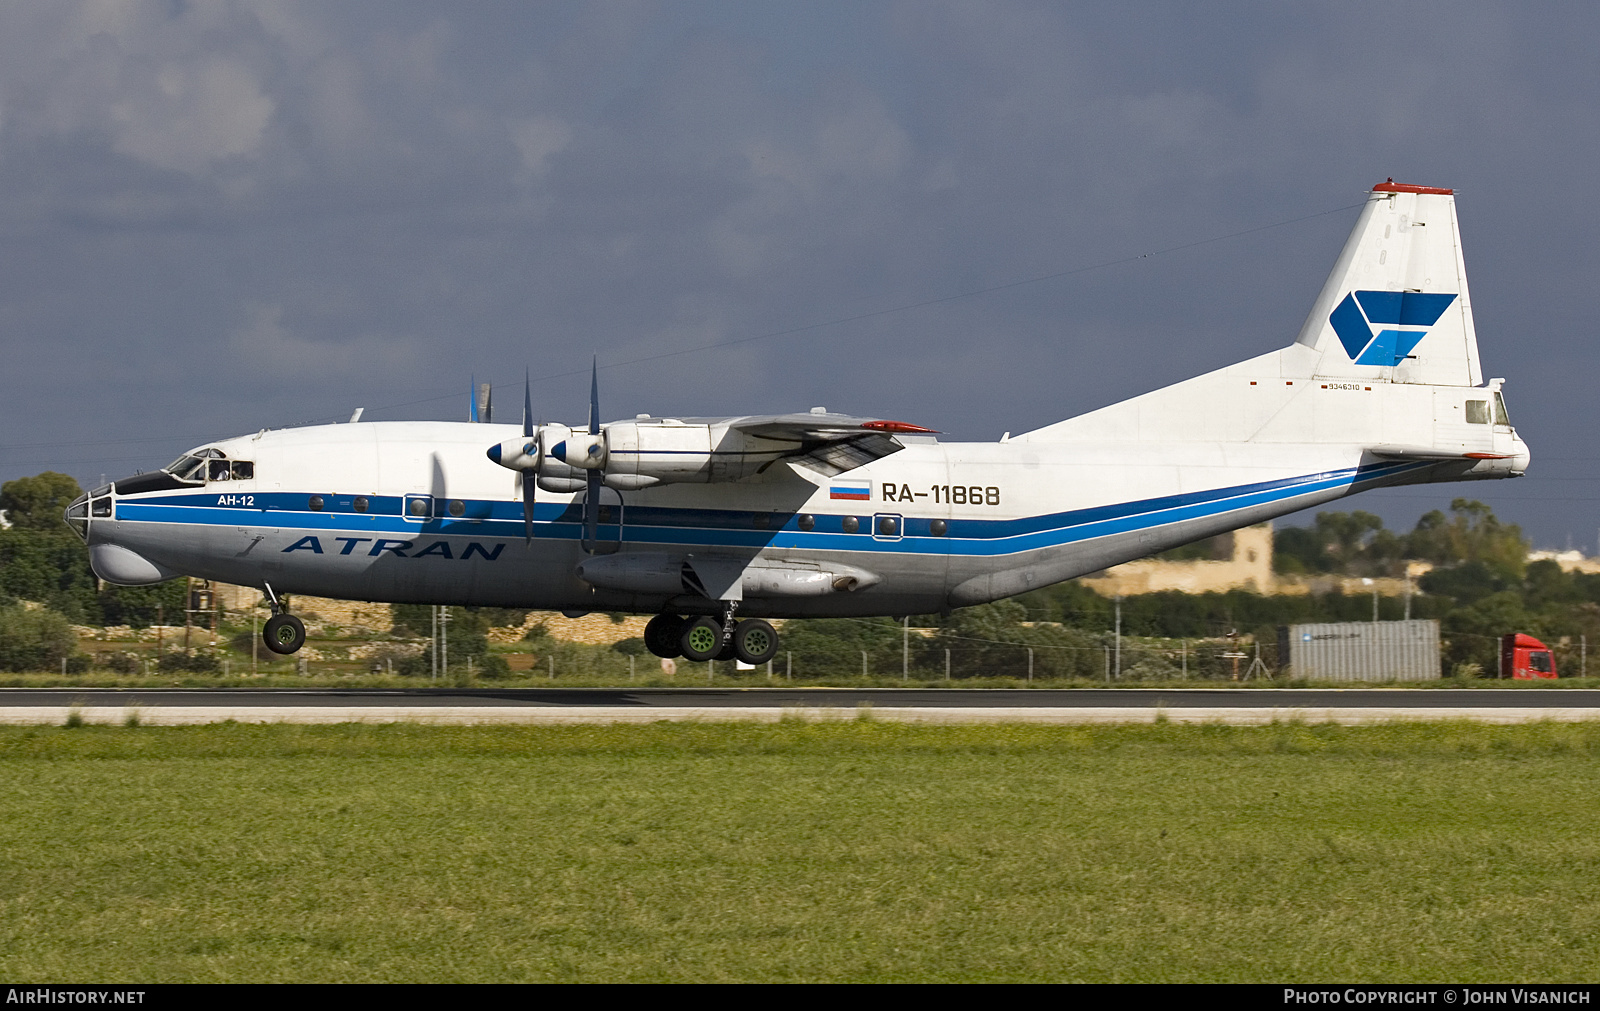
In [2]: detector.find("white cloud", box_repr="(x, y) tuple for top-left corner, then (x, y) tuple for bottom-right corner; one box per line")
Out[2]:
(509, 114), (572, 178)
(108, 56), (274, 175)
(228, 302), (422, 379)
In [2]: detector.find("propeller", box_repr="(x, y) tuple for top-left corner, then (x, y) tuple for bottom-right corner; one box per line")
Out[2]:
(522, 371), (536, 543)
(484, 360), (610, 551)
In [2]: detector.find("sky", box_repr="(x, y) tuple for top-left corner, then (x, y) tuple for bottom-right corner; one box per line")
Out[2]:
(0, 1), (1595, 548)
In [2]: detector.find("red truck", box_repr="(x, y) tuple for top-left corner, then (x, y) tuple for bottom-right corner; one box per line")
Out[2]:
(1499, 633), (1557, 679)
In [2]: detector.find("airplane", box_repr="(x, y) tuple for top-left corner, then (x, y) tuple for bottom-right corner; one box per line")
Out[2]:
(65, 180), (1529, 665)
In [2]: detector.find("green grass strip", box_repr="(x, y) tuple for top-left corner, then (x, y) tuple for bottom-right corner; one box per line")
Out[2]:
(1, 721), (1597, 982)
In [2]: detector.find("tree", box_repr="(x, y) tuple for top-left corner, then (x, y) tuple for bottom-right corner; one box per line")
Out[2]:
(1407, 499), (1528, 579)
(0, 473), (82, 531)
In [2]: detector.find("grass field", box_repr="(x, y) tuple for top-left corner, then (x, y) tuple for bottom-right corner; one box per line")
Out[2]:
(1, 720), (1597, 982)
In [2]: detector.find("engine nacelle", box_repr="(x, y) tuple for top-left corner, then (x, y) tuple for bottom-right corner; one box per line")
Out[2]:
(603, 420), (785, 485)
(488, 418), (801, 490)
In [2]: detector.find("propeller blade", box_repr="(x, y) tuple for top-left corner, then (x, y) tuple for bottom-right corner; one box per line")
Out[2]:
(523, 370), (533, 438)
(523, 469), (537, 545)
(588, 356), (599, 436)
(584, 469), (601, 550)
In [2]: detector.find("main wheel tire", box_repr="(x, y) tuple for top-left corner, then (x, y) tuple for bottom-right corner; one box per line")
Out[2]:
(644, 614), (685, 658)
(679, 616), (724, 662)
(733, 619), (779, 665)
(263, 613), (306, 655)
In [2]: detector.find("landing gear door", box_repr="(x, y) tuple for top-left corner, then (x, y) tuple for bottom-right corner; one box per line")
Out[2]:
(582, 486), (624, 555)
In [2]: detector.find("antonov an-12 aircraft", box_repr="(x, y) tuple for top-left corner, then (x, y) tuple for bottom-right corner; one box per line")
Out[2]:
(67, 181), (1528, 664)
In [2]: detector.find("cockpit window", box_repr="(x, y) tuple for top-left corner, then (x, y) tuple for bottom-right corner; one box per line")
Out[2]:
(167, 455), (207, 482)
(166, 448), (253, 484)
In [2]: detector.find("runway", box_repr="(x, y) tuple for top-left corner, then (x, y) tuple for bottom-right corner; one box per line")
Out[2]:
(3, 686), (1599, 725)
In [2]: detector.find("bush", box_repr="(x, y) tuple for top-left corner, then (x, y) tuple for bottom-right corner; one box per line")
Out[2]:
(0, 604), (76, 671)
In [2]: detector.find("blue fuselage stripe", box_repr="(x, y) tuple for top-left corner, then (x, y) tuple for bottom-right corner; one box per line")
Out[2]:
(111, 461), (1420, 559)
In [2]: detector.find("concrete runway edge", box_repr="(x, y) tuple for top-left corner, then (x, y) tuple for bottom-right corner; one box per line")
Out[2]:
(8, 705), (1600, 726)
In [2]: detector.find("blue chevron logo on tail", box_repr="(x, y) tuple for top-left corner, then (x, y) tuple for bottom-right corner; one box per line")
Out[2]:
(1329, 290), (1457, 366)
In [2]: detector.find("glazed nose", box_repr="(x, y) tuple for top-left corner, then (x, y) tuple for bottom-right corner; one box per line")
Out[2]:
(64, 493), (89, 541)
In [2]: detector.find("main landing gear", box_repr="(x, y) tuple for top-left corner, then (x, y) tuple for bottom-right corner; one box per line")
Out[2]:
(261, 582), (306, 655)
(644, 606), (779, 666)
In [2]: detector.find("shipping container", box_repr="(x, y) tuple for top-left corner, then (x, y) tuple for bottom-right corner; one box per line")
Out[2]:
(1276, 619), (1441, 682)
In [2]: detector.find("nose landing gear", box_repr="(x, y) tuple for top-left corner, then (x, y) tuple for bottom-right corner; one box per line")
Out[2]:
(261, 582), (306, 656)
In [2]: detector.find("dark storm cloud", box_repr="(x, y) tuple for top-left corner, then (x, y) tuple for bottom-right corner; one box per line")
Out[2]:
(0, 1), (1594, 545)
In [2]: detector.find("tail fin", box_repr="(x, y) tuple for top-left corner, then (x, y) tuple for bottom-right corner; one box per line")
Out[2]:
(1294, 181), (1481, 387)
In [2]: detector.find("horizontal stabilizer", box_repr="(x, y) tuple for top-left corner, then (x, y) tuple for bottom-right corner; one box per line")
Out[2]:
(1369, 445), (1511, 461)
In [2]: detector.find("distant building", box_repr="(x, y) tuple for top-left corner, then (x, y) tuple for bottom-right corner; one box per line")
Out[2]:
(1079, 522), (1423, 599)
(1526, 549), (1600, 575)
(1079, 523), (1276, 597)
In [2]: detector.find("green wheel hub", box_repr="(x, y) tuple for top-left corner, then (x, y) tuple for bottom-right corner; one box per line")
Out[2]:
(686, 624), (719, 654)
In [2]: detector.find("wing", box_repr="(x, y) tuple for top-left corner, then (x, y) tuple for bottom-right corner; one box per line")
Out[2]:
(728, 413), (938, 478)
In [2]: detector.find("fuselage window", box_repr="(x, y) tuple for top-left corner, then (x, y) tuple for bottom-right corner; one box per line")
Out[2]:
(1465, 400), (1489, 424)
(232, 461), (254, 480)
(1493, 392), (1512, 427)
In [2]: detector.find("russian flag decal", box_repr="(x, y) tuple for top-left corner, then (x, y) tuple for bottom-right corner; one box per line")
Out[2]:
(830, 480), (871, 501)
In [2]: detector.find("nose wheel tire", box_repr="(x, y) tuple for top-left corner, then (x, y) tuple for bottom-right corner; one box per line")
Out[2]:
(263, 613), (306, 655)
(733, 619), (779, 665)
(644, 614), (686, 658)
(678, 616), (724, 662)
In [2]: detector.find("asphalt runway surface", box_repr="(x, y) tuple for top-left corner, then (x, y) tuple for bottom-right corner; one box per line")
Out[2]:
(3, 686), (1599, 725)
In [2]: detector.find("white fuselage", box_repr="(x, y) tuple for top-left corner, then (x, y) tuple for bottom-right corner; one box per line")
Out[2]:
(80, 373), (1526, 618)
